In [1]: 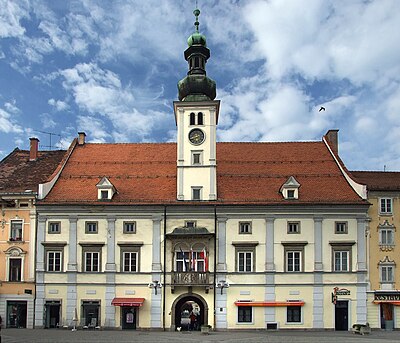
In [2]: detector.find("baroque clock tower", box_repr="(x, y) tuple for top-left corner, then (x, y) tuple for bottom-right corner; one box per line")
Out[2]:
(174, 8), (220, 201)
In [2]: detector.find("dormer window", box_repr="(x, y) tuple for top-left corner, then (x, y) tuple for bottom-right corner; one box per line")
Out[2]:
(96, 177), (116, 201)
(280, 176), (300, 200)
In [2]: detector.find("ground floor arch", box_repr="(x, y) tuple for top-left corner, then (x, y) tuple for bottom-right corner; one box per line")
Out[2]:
(170, 293), (209, 331)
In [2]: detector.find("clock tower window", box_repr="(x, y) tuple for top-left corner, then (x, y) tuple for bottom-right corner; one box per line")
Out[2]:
(198, 112), (203, 125)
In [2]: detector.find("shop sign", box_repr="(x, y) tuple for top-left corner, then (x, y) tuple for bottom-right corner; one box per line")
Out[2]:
(331, 287), (351, 304)
(374, 293), (400, 302)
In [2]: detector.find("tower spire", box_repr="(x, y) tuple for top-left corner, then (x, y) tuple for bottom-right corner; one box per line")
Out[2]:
(177, 6), (216, 102)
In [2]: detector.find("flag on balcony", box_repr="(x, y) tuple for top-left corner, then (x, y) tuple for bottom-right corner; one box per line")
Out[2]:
(199, 248), (208, 271)
(180, 247), (187, 272)
(191, 250), (196, 271)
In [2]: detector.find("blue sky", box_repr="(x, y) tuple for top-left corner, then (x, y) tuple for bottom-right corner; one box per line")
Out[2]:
(1, 0), (400, 171)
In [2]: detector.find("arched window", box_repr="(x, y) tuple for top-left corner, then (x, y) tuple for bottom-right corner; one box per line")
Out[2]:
(197, 112), (203, 125)
(190, 112), (196, 125)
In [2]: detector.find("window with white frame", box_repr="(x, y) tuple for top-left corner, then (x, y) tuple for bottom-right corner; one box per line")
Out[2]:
(85, 221), (98, 234)
(239, 222), (252, 234)
(381, 265), (394, 283)
(192, 187), (202, 201)
(282, 242), (307, 272)
(46, 251), (62, 272)
(123, 221), (136, 234)
(9, 258), (22, 281)
(335, 222), (348, 234)
(286, 251), (301, 272)
(81, 245), (103, 272)
(287, 222), (300, 234)
(233, 241), (258, 272)
(380, 229), (394, 246)
(10, 220), (23, 241)
(330, 242), (354, 272)
(379, 256), (395, 284)
(238, 251), (253, 272)
(380, 198), (392, 214)
(123, 251), (138, 272)
(334, 250), (349, 272)
(238, 306), (252, 323)
(48, 222), (61, 234)
(287, 306), (301, 323)
(175, 250), (190, 272)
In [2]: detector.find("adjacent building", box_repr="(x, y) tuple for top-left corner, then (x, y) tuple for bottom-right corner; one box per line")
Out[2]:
(0, 139), (65, 328)
(351, 171), (400, 330)
(33, 9), (371, 331)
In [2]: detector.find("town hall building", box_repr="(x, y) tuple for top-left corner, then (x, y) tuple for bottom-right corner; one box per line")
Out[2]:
(33, 8), (371, 331)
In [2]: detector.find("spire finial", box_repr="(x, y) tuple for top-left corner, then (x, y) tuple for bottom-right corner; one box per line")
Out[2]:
(193, 4), (200, 33)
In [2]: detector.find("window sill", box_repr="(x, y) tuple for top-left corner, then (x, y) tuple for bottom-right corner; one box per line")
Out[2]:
(8, 239), (24, 243)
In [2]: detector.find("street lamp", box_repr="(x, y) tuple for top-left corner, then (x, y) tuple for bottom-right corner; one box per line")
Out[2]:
(216, 280), (229, 295)
(148, 280), (162, 295)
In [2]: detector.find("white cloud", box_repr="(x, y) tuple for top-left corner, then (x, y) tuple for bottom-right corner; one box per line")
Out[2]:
(0, 108), (23, 133)
(77, 115), (110, 143)
(57, 62), (170, 141)
(39, 113), (57, 129)
(0, 0), (29, 38)
(4, 99), (20, 114)
(48, 98), (69, 111)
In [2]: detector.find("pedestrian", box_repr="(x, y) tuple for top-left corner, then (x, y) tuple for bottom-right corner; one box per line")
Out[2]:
(189, 312), (196, 331)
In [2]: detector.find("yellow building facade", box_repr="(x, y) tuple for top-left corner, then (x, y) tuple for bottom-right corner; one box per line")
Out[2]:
(352, 171), (400, 330)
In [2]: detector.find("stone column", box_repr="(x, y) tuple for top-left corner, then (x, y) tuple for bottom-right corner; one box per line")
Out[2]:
(66, 217), (78, 325)
(105, 217), (116, 327)
(217, 217), (227, 272)
(313, 217), (324, 328)
(34, 216), (46, 327)
(265, 216), (276, 325)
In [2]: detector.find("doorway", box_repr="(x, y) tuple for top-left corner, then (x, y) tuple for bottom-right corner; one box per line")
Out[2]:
(45, 301), (61, 328)
(82, 300), (100, 328)
(121, 307), (136, 329)
(172, 294), (207, 331)
(335, 300), (348, 331)
(380, 303), (394, 330)
(6, 301), (27, 328)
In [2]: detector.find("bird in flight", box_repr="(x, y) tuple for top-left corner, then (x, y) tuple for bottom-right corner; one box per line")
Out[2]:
(319, 106), (326, 112)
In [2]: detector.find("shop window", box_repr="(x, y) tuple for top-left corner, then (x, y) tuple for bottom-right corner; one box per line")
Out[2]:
(287, 306), (301, 323)
(238, 306), (252, 323)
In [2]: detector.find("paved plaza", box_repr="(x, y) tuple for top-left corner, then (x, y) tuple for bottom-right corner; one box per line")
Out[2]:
(1, 329), (400, 343)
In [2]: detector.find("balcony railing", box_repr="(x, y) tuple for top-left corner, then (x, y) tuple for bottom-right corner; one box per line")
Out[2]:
(172, 271), (210, 286)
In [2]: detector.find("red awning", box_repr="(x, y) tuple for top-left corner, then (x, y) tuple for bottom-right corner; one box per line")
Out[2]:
(234, 301), (305, 307)
(111, 298), (145, 307)
(373, 300), (400, 306)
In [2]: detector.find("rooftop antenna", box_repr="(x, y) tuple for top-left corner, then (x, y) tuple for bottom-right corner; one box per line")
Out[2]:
(34, 130), (62, 150)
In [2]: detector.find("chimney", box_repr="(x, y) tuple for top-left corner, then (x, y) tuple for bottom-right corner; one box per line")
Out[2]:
(29, 137), (39, 161)
(78, 132), (86, 145)
(324, 129), (339, 155)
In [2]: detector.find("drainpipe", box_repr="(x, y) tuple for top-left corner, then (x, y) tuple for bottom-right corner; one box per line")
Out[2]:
(163, 206), (167, 331)
(213, 205), (217, 330)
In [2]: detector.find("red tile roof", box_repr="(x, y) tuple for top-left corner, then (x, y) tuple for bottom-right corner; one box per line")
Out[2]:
(351, 171), (400, 191)
(42, 141), (365, 205)
(0, 148), (66, 194)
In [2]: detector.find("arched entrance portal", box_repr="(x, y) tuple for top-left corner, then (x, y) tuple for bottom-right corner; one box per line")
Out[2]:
(171, 293), (208, 331)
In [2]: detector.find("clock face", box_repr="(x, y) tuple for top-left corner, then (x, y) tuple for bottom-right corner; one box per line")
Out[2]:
(189, 129), (205, 145)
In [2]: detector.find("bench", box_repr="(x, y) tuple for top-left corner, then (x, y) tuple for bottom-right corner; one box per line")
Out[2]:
(352, 323), (371, 335)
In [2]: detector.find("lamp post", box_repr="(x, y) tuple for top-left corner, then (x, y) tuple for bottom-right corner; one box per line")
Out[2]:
(148, 280), (162, 295)
(216, 280), (229, 295)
